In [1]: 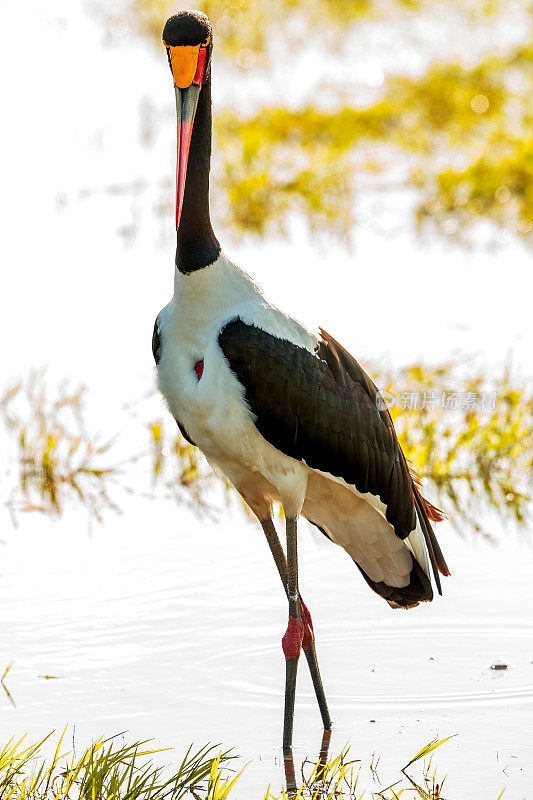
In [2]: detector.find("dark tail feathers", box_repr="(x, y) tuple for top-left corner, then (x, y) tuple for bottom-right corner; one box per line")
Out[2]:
(355, 556), (433, 609)
(308, 518), (441, 609)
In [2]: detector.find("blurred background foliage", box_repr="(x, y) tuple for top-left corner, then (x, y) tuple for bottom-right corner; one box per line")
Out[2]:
(3, 1), (531, 533)
(0, 375), (119, 525)
(133, 0), (514, 58)
(128, 0), (533, 245)
(2, 369), (531, 535)
(383, 364), (533, 534)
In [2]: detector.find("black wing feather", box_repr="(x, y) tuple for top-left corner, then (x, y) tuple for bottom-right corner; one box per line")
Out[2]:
(218, 319), (449, 585)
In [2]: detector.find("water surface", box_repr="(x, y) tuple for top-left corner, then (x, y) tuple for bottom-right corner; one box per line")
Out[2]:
(1, 502), (532, 797)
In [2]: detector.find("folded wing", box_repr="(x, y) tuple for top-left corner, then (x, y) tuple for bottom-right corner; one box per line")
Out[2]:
(218, 319), (449, 592)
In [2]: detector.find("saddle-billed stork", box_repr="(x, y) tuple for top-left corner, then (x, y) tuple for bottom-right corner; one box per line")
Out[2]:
(152, 10), (449, 789)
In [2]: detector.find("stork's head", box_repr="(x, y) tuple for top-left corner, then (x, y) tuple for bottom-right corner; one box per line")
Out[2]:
(163, 11), (212, 230)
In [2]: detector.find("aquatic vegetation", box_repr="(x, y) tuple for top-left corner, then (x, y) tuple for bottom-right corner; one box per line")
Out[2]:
(0, 665), (15, 709)
(130, 0), (511, 65)
(212, 51), (518, 240)
(1, 368), (531, 532)
(148, 419), (226, 516)
(381, 363), (533, 532)
(0, 731), (510, 799)
(0, 374), (119, 525)
(152, 362), (533, 534)
(0, 731), (234, 800)
(125, 0), (533, 248)
(213, 45), (532, 243)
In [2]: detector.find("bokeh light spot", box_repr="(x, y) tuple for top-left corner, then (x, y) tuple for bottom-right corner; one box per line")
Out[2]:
(236, 48), (255, 69)
(495, 186), (511, 204)
(444, 218), (459, 234)
(107, 16), (128, 37)
(217, 15), (236, 36)
(471, 94), (489, 114)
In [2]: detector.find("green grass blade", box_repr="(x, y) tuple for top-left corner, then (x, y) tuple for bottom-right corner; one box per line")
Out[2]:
(402, 735), (456, 770)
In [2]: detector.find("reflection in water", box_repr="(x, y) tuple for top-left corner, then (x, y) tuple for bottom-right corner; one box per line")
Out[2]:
(284, 748), (297, 795)
(317, 727), (332, 775)
(1, 663), (16, 708)
(0, 499), (532, 797)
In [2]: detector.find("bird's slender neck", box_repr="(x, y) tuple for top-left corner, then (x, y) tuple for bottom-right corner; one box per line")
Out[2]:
(176, 72), (220, 274)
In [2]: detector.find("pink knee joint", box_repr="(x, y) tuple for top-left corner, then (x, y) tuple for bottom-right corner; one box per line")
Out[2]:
(282, 616), (304, 660)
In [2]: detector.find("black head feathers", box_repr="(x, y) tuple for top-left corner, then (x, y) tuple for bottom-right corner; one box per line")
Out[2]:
(162, 11), (211, 47)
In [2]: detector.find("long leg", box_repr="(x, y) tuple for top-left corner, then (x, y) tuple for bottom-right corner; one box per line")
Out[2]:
(283, 515), (301, 757)
(260, 518), (332, 732)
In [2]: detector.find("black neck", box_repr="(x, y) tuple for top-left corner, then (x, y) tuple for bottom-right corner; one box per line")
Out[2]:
(175, 72), (220, 274)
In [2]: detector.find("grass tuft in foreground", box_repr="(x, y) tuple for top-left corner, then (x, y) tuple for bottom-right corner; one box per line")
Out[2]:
(264, 737), (456, 799)
(0, 731), (234, 800)
(0, 731), (512, 800)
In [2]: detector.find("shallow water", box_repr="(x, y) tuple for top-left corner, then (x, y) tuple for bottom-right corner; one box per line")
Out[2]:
(1, 500), (532, 797)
